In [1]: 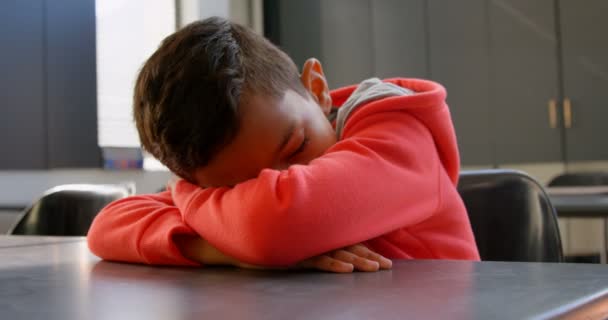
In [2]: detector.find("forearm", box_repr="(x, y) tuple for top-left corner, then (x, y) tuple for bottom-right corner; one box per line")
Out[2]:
(87, 192), (199, 266)
(174, 235), (236, 266)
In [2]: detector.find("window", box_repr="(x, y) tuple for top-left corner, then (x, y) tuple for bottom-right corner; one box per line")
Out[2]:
(95, 0), (262, 170)
(96, 0), (175, 169)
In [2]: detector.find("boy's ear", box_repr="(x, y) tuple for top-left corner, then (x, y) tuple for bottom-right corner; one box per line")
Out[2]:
(300, 58), (332, 115)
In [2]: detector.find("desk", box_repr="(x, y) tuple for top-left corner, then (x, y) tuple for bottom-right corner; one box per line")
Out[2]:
(0, 235), (83, 248)
(547, 187), (608, 263)
(547, 187), (608, 218)
(1, 237), (608, 320)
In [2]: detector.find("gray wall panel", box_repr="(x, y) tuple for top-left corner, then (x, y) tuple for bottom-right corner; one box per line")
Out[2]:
(428, 0), (494, 166)
(0, 1), (47, 169)
(278, 0), (322, 71)
(321, 0), (374, 88)
(372, 0), (428, 79)
(45, 0), (100, 167)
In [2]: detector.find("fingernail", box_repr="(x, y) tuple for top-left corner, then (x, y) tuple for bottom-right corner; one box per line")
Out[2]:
(368, 261), (380, 271)
(378, 258), (391, 268)
(346, 264), (355, 272)
(384, 259), (393, 268)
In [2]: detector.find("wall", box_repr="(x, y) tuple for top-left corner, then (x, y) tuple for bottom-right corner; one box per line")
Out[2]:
(0, 0), (99, 169)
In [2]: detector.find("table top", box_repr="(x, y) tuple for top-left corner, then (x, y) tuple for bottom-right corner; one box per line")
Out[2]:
(547, 187), (608, 217)
(2, 236), (608, 320)
(0, 235), (83, 248)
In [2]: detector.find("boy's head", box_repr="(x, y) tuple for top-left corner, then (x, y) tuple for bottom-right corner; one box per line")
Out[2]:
(134, 17), (336, 187)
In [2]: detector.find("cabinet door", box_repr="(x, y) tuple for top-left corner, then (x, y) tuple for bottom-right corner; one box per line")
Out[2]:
(559, 0), (608, 161)
(427, 0), (493, 166)
(489, 0), (562, 164)
(0, 1), (47, 169)
(372, 0), (428, 79)
(321, 0), (374, 88)
(46, 0), (100, 167)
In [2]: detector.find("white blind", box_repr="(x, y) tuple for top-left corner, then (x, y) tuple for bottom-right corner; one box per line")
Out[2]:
(96, 0), (176, 148)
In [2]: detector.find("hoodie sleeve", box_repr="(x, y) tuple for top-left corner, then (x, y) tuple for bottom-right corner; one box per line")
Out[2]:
(87, 191), (199, 266)
(173, 82), (457, 266)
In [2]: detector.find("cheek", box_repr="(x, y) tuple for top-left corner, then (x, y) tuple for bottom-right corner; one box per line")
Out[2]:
(321, 127), (337, 150)
(310, 120), (337, 157)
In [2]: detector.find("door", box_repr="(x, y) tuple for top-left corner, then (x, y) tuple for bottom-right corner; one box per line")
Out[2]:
(559, 0), (608, 162)
(488, 0), (562, 164)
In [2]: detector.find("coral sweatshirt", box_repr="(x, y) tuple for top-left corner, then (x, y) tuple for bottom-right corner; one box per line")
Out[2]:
(87, 78), (480, 266)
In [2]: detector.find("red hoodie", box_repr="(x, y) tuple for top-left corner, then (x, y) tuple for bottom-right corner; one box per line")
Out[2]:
(87, 78), (480, 266)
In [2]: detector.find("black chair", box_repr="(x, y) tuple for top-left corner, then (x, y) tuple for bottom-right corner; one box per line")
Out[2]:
(547, 171), (608, 187)
(458, 169), (563, 262)
(9, 184), (133, 236)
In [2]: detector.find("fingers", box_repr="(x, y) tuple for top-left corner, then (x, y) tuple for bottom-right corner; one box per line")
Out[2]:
(332, 250), (379, 272)
(345, 244), (393, 270)
(296, 244), (393, 274)
(299, 255), (354, 273)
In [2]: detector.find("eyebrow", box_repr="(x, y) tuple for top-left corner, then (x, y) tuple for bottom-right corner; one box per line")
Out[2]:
(277, 122), (296, 154)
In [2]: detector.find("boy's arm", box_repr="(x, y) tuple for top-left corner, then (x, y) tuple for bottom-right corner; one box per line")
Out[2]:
(87, 191), (200, 266)
(87, 190), (391, 271)
(174, 100), (457, 266)
(87, 192), (248, 266)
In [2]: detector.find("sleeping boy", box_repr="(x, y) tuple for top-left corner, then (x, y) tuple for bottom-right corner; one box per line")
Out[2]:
(87, 17), (479, 272)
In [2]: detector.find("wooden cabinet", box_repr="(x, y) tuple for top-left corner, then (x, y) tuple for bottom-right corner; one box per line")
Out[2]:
(268, 0), (608, 167)
(487, 0), (562, 164)
(428, 0), (608, 166)
(272, 0), (428, 88)
(559, 0), (608, 162)
(0, 0), (99, 169)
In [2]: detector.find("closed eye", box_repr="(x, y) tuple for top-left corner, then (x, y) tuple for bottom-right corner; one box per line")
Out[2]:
(288, 136), (309, 159)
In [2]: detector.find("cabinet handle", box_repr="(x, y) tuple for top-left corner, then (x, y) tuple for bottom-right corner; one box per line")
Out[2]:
(563, 98), (572, 128)
(548, 99), (557, 128)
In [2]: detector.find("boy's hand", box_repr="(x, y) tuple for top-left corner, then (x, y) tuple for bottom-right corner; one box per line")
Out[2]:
(178, 235), (391, 273)
(236, 244), (392, 273)
(297, 244), (392, 273)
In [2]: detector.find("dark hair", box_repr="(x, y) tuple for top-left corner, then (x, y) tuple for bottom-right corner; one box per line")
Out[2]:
(134, 17), (306, 181)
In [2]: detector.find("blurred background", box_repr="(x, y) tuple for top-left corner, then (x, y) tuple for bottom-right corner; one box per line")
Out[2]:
(0, 0), (607, 259)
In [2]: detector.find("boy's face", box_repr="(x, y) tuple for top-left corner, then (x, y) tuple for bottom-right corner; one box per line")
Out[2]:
(193, 59), (336, 187)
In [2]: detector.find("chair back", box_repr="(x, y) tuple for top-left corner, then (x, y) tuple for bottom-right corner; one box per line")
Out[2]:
(548, 171), (608, 187)
(458, 170), (563, 262)
(9, 183), (133, 236)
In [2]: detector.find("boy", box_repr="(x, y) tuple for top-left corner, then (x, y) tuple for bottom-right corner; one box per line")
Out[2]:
(87, 17), (480, 272)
